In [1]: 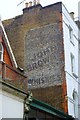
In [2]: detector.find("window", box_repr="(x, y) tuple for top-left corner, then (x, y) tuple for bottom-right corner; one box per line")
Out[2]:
(71, 53), (75, 74)
(71, 53), (78, 78)
(73, 90), (78, 118)
(0, 43), (3, 61)
(69, 26), (74, 45)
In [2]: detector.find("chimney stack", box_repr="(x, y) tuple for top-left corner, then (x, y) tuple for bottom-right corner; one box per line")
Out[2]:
(25, 0), (41, 8)
(70, 12), (74, 20)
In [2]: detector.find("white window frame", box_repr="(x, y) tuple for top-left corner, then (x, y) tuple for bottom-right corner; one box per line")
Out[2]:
(73, 90), (78, 118)
(0, 43), (3, 61)
(70, 53), (75, 75)
(69, 26), (74, 45)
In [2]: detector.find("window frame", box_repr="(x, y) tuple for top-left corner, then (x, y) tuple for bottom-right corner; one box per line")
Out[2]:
(70, 53), (78, 78)
(69, 26), (74, 46)
(73, 90), (78, 118)
(70, 53), (76, 76)
(0, 43), (4, 61)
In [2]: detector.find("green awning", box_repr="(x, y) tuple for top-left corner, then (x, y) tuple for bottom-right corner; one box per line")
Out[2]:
(30, 98), (73, 120)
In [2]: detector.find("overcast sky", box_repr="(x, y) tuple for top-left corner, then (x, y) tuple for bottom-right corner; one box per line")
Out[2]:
(0, 0), (80, 20)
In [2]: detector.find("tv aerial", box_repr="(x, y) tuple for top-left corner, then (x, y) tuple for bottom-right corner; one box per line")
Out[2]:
(17, 0), (27, 6)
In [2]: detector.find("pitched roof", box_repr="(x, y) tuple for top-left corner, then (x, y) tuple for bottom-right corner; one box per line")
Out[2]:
(0, 19), (18, 68)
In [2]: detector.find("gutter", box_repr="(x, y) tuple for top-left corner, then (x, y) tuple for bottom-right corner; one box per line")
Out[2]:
(0, 79), (27, 96)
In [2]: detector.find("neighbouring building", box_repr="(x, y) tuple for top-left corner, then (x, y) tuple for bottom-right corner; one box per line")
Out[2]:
(75, 2), (80, 120)
(3, 1), (79, 119)
(0, 19), (28, 119)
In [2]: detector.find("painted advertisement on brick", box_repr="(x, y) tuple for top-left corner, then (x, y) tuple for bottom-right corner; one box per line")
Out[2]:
(25, 23), (63, 89)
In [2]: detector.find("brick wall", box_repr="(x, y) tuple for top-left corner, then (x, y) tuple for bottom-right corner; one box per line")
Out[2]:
(25, 23), (63, 88)
(25, 22), (67, 112)
(3, 2), (68, 112)
(3, 42), (13, 67)
(31, 85), (64, 111)
(3, 2), (62, 68)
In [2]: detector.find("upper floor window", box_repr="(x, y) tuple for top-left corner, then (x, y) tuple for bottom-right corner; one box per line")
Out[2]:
(71, 53), (75, 74)
(0, 43), (3, 61)
(73, 90), (78, 118)
(69, 26), (74, 45)
(70, 53), (78, 78)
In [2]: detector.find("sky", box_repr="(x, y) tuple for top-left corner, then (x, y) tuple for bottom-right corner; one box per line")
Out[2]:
(0, 0), (80, 20)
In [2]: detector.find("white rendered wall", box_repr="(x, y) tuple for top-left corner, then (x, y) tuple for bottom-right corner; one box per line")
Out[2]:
(62, 4), (78, 118)
(0, 89), (24, 119)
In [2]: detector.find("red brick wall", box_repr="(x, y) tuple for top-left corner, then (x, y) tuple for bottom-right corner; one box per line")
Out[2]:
(3, 2), (68, 113)
(3, 42), (13, 67)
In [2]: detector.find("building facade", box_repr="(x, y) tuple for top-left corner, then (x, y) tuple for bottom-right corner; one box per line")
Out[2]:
(62, 6), (78, 118)
(3, 2), (79, 119)
(74, 2), (80, 120)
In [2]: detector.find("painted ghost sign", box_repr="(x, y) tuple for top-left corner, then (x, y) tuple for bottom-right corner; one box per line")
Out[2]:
(25, 23), (63, 89)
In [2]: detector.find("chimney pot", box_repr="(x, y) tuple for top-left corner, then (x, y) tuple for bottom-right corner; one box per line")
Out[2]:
(33, 0), (36, 6)
(36, 0), (40, 5)
(28, 1), (32, 7)
(70, 12), (74, 20)
(25, 2), (28, 8)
